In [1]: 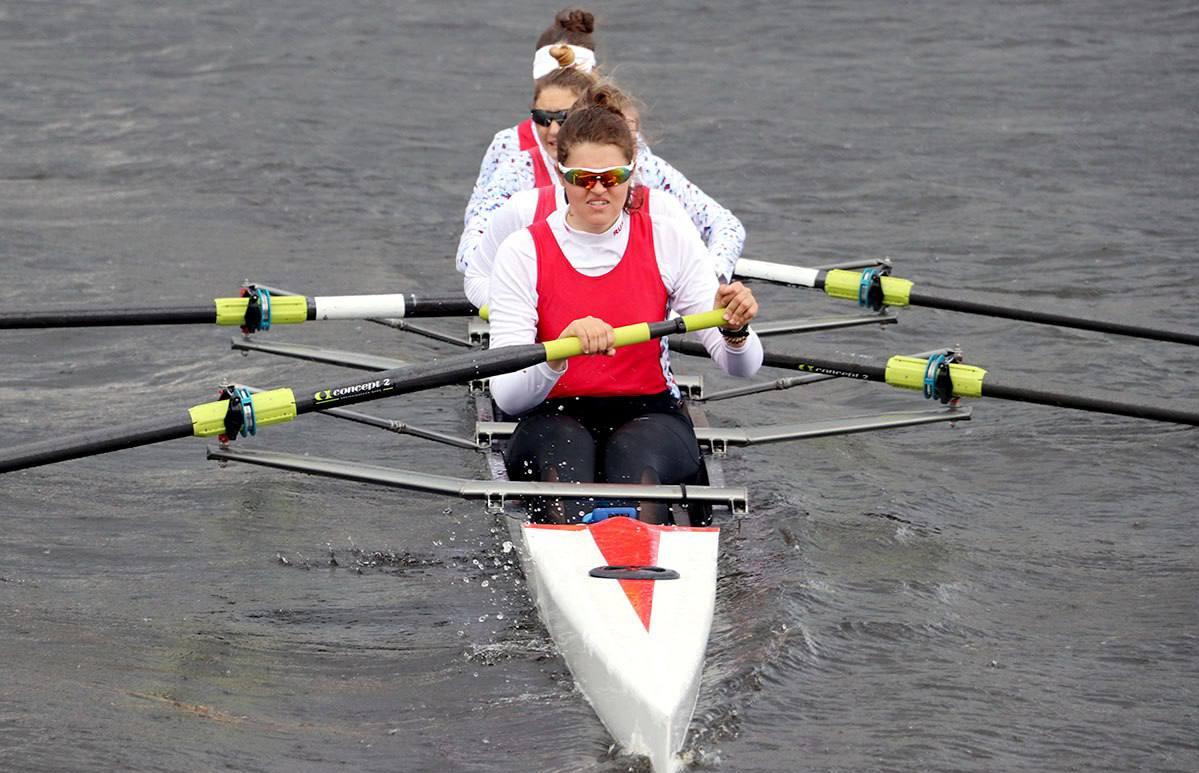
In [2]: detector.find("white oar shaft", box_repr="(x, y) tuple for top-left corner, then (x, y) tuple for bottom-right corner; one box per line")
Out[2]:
(311, 294), (408, 320)
(733, 258), (820, 288)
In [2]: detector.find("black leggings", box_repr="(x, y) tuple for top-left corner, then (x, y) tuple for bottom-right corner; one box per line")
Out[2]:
(504, 392), (707, 526)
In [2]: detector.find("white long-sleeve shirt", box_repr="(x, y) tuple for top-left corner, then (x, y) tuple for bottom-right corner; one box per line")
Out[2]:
(458, 134), (745, 281)
(488, 191), (763, 416)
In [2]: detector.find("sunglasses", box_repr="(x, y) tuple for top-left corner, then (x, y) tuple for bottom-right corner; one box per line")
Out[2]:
(557, 163), (635, 190)
(530, 108), (570, 127)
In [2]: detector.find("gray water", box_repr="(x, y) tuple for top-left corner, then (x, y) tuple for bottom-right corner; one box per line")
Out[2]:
(2, 2), (1197, 771)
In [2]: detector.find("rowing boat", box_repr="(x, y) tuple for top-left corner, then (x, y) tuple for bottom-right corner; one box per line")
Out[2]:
(192, 317), (965, 771)
(475, 374), (725, 772)
(3, 261), (1196, 770)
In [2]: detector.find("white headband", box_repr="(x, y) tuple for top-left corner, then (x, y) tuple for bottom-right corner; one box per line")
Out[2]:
(532, 44), (596, 80)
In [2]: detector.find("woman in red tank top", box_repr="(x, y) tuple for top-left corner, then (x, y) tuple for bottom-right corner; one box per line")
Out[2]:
(488, 85), (762, 525)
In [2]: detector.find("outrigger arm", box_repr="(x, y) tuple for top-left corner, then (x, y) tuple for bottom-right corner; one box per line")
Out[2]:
(206, 446), (749, 515)
(476, 406), (969, 456)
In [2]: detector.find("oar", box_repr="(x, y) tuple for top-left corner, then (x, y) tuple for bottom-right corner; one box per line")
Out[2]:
(739, 347), (1199, 425)
(0, 309), (728, 474)
(734, 258), (1199, 347)
(0, 288), (479, 330)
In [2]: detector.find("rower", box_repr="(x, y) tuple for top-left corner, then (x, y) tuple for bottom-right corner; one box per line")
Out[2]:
(457, 8), (745, 292)
(457, 11), (599, 276)
(466, 8), (599, 202)
(487, 87), (763, 525)
(464, 81), (722, 308)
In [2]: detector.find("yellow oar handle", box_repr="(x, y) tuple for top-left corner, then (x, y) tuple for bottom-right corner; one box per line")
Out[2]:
(542, 308), (729, 361)
(680, 308), (731, 332)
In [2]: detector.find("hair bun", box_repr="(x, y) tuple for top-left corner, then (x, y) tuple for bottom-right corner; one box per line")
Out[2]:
(557, 9), (595, 34)
(590, 87), (614, 110)
(536, 7), (597, 51)
(575, 82), (628, 118)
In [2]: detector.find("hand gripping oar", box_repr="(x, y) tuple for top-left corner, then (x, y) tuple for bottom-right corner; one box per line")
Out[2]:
(734, 259), (1199, 347)
(746, 347), (1199, 426)
(0, 286), (479, 331)
(0, 309), (728, 474)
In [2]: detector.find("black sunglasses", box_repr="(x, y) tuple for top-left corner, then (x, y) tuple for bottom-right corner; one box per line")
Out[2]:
(531, 108), (569, 127)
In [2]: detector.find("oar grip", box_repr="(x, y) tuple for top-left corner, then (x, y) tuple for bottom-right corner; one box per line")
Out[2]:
(541, 308), (730, 361)
(680, 308), (730, 333)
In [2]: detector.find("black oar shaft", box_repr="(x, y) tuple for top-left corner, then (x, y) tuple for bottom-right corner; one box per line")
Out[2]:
(753, 351), (887, 382)
(670, 339), (888, 381)
(908, 291), (1199, 347)
(401, 296), (478, 318)
(0, 307), (219, 328)
(0, 415), (196, 472)
(290, 345), (548, 415)
(981, 381), (1199, 426)
(0, 346), (549, 474)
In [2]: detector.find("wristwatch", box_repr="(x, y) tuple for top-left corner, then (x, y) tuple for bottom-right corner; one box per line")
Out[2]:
(719, 324), (750, 345)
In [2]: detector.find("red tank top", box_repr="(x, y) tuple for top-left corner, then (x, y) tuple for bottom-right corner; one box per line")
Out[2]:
(532, 193), (668, 398)
(533, 185), (559, 223)
(516, 118), (537, 151)
(516, 119), (553, 188)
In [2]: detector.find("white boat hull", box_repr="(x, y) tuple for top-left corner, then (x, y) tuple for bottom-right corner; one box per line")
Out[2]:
(517, 516), (719, 773)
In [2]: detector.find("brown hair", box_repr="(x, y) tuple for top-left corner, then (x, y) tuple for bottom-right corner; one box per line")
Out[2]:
(535, 8), (596, 51)
(571, 79), (641, 121)
(532, 64), (597, 102)
(557, 82), (636, 164)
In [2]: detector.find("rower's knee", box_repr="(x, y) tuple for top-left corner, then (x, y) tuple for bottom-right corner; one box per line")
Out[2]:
(604, 414), (701, 486)
(505, 414), (597, 525)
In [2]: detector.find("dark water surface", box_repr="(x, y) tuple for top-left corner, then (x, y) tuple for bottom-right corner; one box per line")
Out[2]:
(2, 2), (1197, 771)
